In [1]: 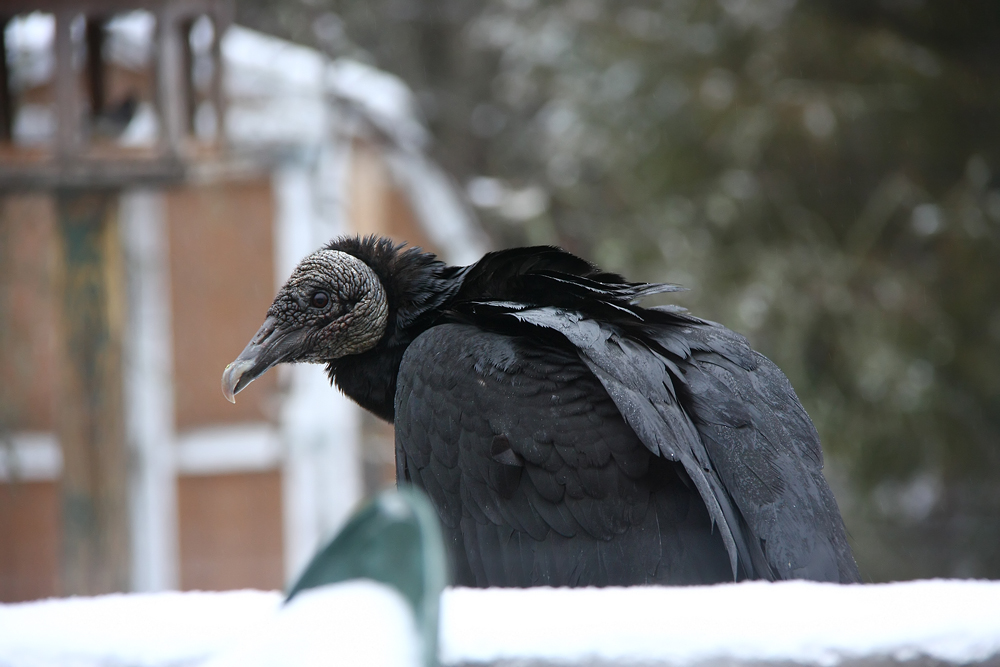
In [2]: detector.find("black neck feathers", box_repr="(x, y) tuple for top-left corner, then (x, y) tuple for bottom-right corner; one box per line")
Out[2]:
(322, 236), (686, 421)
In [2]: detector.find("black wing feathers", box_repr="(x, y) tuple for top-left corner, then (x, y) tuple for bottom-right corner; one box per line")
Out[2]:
(373, 238), (859, 584)
(451, 248), (856, 583)
(454, 245), (685, 322)
(396, 325), (735, 586)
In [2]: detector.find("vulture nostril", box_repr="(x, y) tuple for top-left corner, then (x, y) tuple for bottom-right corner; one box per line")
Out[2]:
(252, 320), (275, 345)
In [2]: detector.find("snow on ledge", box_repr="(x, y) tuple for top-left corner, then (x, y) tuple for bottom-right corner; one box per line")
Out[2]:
(440, 580), (1000, 666)
(0, 580), (998, 667)
(0, 589), (282, 666)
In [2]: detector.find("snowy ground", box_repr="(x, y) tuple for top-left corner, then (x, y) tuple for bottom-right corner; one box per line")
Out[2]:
(1, 579), (998, 667)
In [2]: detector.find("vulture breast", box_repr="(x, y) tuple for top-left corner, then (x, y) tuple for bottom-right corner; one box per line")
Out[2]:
(395, 324), (736, 587)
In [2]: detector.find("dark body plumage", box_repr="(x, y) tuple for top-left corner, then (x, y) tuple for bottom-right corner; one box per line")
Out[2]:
(228, 236), (861, 587)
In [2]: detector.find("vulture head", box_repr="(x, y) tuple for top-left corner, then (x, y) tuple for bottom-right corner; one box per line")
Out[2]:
(222, 248), (388, 403)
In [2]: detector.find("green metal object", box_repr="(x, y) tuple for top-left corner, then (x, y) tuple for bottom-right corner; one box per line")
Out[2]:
(286, 486), (449, 667)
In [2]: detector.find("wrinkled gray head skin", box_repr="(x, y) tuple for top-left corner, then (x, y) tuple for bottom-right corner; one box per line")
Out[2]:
(222, 249), (388, 402)
(268, 249), (389, 360)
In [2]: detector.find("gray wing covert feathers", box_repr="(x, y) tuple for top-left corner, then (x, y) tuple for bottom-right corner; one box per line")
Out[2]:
(653, 318), (859, 582)
(513, 305), (860, 583)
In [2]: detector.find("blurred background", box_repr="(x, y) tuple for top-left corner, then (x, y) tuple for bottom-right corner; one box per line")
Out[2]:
(1, 0), (998, 602)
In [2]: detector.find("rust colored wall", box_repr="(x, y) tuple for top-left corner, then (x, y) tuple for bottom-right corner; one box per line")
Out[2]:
(383, 180), (436, 253)
(1, 178), (288, 599)
(177, 471), (284, 591)
(0, 481), (60, 602)
(348, 138), (437, 254)
(0, 195), (57, 432)
(166, 179), (278, 430)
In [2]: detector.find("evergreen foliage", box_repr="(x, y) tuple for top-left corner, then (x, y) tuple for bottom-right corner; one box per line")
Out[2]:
(236, 0), (1000, 581)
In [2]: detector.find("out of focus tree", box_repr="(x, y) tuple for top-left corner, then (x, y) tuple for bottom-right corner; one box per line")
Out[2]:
(236, 0), (1000, 581)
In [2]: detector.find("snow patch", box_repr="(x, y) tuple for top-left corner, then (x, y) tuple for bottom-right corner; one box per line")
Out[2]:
(203, 582), (420, 667)
(440, 580), (1000, 666)
(2, 580), (999, 666)
(326, 59), (428, 151)
(0, 589), (282, 667)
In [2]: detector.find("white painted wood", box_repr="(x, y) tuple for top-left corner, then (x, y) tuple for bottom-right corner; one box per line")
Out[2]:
(274, 163), (363, 581)
(120, 189), (179, 592)
(53, 11), (78, 157)
(174, 424), (282, 475)
(0, 433), (62, 482)
(155, 8), (184, 153)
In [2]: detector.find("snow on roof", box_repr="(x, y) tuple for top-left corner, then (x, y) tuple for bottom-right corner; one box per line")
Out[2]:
(222, 25), (328, 146)
(224, 26), (327, 93)
(106, 11), (156, 70)
(2, 14), (424, 151)
(325, 59), (429, 151)
(1, 579), (998, 667)
(4, 12), (155, 89)
(2, 13), (487, 260)
(4, 13), (54, 90)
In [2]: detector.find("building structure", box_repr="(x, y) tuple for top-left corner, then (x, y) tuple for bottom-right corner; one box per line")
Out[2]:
(0, 8), (486, 601)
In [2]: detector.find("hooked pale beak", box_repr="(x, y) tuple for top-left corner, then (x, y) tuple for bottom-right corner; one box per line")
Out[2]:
(222, 316), (303, 403)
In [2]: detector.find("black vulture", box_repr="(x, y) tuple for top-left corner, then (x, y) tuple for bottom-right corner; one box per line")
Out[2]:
(223, 236), (860, 587)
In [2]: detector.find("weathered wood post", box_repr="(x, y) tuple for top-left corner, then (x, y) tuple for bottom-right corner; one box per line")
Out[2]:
(1, 0), (232, 595)
(53, 190), (130, 595)
(0, 15), (12, 142)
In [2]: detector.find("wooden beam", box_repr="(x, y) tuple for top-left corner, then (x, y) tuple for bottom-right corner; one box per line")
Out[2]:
(0, 16), (12, 142)
(0, 154), (185, 190)
(86, 15), (107, 119)
(209, 10), (227, 145)
(54, 189), (130, 595)
(156, 8), (185, 155)
(54, 11), (79, 158)
(180, 17), (196, 136)
(2, 0), (225, 15)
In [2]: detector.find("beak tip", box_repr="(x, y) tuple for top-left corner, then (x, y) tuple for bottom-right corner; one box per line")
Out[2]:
(223, 316), (287, 404)
(221, 362), (244, 404)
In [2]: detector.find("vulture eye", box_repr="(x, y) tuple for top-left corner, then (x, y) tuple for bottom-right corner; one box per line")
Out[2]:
(310, 291), (330, 308)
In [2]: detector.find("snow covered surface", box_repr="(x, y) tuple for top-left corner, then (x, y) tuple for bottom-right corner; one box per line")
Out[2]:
(222, 26), (329, 146)
(441, 580), (1000, 666)
(0, 589), (281, 667)
(202, 582), (419, 667)
(1, 580), (998, 667)
(0, 582), (418, 667)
